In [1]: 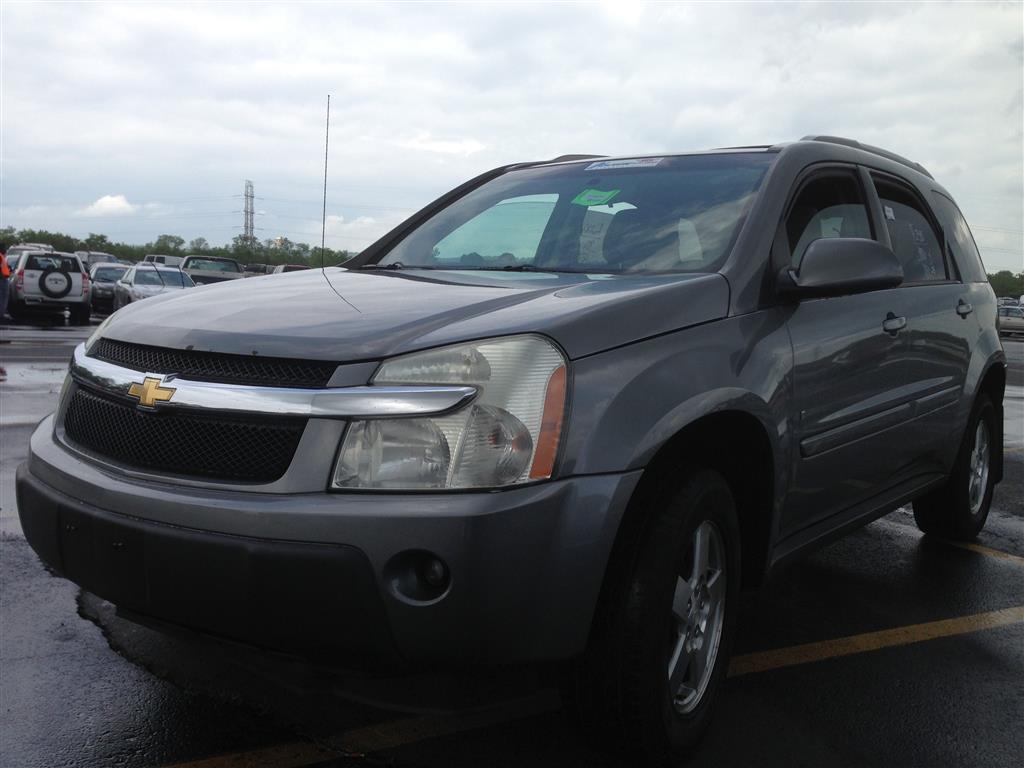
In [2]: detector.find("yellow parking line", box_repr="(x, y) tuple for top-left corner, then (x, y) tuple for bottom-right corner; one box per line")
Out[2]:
(728, 605), (1024, 677)
(340, 689), (561, 753)
(949, 541), (1024, 566)
(160, 742), (338, 768)
(165, 603), (1024, 765)
(160, 690), (561, 768)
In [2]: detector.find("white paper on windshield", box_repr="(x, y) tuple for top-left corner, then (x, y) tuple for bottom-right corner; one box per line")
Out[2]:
(585, 158), (664, 171)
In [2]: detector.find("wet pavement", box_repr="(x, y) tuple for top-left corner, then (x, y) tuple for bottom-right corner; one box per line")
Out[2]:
(1, 319), (1022, 768)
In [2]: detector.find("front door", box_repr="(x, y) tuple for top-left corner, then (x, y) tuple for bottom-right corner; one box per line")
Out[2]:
(779, 169), (916, 534)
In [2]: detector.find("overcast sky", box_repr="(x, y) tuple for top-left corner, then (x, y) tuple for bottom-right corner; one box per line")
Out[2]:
(1, 1), (1022, 271)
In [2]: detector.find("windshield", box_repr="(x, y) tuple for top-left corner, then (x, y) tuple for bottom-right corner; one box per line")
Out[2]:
(185, 258), (240, 272)
(135, 269), (191, 286)
(376, 153), (774, 273)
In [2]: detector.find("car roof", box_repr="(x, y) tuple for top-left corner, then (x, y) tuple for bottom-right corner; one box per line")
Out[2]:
(526, 135), (934, 185)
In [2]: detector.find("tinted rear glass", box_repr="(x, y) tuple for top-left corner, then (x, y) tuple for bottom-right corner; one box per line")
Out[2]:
(377, 153), (775, 274)
(26, 255), (79, 272)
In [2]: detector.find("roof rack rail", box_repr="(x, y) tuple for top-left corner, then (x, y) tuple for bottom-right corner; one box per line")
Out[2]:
(800, 135), (933, 179)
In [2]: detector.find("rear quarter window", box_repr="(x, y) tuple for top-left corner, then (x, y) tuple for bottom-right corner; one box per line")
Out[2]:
(929, 191), (988, 282)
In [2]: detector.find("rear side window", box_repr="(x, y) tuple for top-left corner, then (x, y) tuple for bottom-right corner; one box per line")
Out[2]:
(872, 177), (947, 283)
(929, 192), (987, 282)
(785, 172), (872, 266)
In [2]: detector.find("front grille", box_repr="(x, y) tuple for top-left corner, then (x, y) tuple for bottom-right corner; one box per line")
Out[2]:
(89, 338), (337, 388)
(63, 386), (305, 482)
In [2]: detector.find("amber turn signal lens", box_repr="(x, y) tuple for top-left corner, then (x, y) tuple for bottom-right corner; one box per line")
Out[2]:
(529, 365), (566, 479)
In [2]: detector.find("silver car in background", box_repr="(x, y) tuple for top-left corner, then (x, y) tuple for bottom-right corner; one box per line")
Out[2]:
(113, 264), (194, 310)
(998, 305), (1024, 337)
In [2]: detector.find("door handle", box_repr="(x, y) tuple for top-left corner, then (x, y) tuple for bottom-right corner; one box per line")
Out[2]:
(956, 300), (973, 317)
(883, 313), (907, 334)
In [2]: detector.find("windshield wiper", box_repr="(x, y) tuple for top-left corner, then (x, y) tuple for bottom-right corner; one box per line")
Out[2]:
(472, 264), (605, 274)
(360, 262), (437, 271)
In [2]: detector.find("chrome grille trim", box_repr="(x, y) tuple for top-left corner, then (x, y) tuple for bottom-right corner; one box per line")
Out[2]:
(70, 343), (477, 419)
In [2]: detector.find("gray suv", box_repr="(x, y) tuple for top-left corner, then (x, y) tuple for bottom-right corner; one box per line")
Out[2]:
(16, 136), (1005, 764)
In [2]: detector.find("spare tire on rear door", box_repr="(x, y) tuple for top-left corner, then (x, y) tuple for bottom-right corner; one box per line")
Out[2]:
(39, 268), (72, 298)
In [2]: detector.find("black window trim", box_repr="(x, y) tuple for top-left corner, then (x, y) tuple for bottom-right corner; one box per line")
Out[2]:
(868, 170), (958, 287)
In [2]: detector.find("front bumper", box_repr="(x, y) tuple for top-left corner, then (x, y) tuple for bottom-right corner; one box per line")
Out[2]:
(18, 415), (640, 668)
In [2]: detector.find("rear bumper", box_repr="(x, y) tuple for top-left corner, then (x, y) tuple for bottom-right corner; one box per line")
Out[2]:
(13, 294), (88, 309)
(18, 415), (641, 668)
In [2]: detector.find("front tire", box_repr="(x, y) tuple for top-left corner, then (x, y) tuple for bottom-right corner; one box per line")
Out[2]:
(913, 394), (997, 540)
(578, 468), (741, 765)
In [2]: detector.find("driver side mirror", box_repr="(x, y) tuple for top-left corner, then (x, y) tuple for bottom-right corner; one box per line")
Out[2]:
(777, 238), (903, 300)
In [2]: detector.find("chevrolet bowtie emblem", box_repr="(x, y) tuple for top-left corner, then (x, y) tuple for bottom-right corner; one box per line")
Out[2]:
(127, 377), (176, 408)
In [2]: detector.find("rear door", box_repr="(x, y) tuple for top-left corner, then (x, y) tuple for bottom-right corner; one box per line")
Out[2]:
(869, 176), (974, 479)
(780, 167), (918, 533)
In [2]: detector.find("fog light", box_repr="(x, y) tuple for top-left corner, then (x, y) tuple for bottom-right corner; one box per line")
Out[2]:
(420, 556), (448, 588)
(385, 550), (452, 604)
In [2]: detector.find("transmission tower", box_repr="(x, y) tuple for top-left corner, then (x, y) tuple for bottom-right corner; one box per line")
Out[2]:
(243, 180), (255, 247)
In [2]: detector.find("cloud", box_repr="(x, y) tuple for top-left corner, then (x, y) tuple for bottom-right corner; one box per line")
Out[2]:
(0, 2), (1020, 269)
(74, 195), (138, 217)
(321, 212), (410, 251)
(397, 133), (486, 157)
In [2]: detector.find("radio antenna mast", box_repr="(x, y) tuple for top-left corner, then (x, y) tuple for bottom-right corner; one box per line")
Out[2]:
(320, 94), (330, 270)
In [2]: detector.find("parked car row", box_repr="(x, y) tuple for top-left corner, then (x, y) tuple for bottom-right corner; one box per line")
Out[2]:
(4, 243), (322, 324)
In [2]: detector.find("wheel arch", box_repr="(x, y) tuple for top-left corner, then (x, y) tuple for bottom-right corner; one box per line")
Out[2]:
(600, 406), (779, 606)
(976, 359), (1006, 483)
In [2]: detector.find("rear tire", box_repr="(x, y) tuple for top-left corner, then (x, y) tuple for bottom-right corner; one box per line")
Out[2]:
(913, 394), (997, 540)
(574, 467), (741, 765)
(74, 305), (91, 325)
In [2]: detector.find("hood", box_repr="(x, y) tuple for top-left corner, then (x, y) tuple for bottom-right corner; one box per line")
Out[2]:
(104, 267), (730, 362)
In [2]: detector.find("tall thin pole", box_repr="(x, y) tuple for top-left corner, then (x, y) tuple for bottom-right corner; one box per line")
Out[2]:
(320, 94), (330, 269)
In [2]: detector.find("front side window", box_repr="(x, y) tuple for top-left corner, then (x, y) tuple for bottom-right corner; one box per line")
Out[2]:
(873, 176), (946, 283)
(785, 172), (872, 267)
(377, 153), (775, 274)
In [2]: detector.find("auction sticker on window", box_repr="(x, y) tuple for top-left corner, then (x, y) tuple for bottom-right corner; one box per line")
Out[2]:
(572, 188), (620, 206)
(585, 158), (664, 171)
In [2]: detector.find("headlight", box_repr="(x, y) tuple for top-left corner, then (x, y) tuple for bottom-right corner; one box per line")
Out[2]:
(332, 335), (567, 490)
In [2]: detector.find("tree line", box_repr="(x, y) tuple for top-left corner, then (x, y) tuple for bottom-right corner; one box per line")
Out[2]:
(0, 226), (357, 268)
(1, 224), (1021, 293)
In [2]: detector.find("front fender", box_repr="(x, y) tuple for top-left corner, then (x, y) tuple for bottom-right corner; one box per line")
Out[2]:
(560, 310), (793, 485)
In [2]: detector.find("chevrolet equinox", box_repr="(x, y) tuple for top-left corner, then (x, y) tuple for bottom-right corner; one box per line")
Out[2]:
(17, 136), (1006, 764)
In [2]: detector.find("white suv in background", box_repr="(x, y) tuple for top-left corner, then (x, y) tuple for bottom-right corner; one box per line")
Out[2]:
(7, 251), (92, 325)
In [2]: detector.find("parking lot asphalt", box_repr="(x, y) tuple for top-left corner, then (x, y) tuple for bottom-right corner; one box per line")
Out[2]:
(1, 319), (1022, 768)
